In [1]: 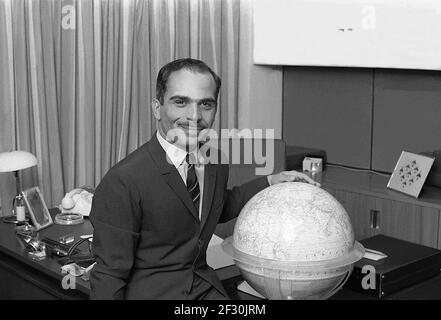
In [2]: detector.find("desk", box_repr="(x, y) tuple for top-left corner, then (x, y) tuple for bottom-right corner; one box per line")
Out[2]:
(0, 208), (91, 299)
(1, 209), (441, 300)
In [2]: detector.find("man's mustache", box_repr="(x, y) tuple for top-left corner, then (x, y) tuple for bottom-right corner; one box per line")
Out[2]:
(177, 123), (206, 130)
(166, 126), (212, 145)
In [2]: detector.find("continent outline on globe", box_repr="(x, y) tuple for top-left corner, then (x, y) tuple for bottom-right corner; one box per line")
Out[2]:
(233, 182), (355, 262)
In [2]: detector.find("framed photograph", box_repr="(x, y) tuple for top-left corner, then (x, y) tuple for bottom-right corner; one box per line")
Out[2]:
(387, 151), (435, 198)
(22, 186), (53, 231)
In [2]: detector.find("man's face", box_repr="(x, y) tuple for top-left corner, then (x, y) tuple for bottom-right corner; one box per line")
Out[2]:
(153, 69), (218, 151)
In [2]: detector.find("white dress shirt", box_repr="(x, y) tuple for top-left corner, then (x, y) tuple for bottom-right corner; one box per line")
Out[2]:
(156, 131), (204, 219)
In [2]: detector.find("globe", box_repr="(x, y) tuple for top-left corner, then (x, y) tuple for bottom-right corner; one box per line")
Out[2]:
(222, 182), (364, 300)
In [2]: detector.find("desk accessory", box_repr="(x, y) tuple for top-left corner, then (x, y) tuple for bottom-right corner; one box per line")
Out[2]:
(40, 237), (80, 257)
(21, 186), (53, 231)
(207, 234), (234, 270)
(237, 280), (265, 299)
(0, 151), (37, 224)
(28, 248), (47, 261)
(346, 235), (441, 298)
(285, 145), (327, 171)
(60, 188), (93, 216)
(387, 151), (434, 198)
(302, 157), (323, 173)
(59, 234), (75, 244)
(15, 232), (46, 261)
(58, 236), (95, 280)
(363, 248), (388, 261)
(55, 212), (84, 225)
(15, 223), (37, 237)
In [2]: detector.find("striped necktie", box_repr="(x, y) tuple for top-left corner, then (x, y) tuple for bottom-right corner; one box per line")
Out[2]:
(186, 153), (200, 214)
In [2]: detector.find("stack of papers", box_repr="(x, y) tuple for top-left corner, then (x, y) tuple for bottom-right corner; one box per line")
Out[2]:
(363, 248), (388, 261)
(207, 235), (235, 269)
(237, 281), (265, 299)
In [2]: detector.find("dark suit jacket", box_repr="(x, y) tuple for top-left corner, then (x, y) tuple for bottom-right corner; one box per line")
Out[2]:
(89, 133), (269, 299)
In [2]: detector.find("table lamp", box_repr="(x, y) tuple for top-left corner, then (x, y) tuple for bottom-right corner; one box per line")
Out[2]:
(0, 151), (38, 224)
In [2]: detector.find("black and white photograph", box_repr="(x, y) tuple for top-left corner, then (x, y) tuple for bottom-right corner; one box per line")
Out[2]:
(0, 0), (441, 312)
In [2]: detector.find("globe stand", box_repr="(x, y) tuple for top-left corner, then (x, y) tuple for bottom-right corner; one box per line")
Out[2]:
(320, 267), (353, 300)
(223, 237), (364, 300)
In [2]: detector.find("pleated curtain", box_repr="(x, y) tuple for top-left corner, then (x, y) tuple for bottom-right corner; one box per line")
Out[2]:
(0, 0), (257, 213)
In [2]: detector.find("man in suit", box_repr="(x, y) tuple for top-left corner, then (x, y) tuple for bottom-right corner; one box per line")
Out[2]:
(89, 58), (319, 299)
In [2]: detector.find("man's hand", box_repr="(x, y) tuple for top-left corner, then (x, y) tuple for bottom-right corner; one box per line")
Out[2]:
(267, 170), (321, 187)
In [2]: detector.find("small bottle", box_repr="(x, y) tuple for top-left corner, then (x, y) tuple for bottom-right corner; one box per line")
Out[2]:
(15, 194), (26, 225)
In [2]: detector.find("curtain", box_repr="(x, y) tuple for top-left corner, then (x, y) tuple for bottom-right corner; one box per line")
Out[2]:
(0, 0), (260, 213)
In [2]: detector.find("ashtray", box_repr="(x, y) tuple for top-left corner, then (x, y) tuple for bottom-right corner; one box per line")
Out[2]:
(55, 213), (84, 225)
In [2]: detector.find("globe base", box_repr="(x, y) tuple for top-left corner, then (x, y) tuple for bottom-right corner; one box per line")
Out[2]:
(239, 265), (353, 300)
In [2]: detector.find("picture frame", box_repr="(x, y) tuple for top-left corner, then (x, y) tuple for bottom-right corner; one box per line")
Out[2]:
(387, 151), (435, 198)
(21, 186), (53, 231)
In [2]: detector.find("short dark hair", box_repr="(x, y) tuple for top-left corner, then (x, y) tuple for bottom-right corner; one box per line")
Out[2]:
(156, 58), (221, 105)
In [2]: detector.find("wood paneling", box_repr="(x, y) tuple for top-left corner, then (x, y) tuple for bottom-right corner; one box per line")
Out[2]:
(327, 188), (376, 241)
(373, 198), (439, 248)
(324, 167), (441, 249)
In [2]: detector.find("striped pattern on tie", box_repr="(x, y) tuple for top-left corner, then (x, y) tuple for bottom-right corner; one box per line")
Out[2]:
(186, 153), (200, 213)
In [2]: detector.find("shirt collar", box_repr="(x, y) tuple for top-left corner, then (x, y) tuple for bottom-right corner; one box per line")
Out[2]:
(156, 131), (203, 168)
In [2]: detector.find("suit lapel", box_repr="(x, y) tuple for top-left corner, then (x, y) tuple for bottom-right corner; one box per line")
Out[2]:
(147, 134), (199, 222)
(200, 163), (217, 229)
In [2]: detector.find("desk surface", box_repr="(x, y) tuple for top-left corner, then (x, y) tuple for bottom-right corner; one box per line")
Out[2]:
(1, 208), (441, 300)
(0, 208), (92, 298)
(320, 166), (441, 210)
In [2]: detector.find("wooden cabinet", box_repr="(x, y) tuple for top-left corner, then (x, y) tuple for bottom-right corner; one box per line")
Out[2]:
(323, 167), (441, 249)
(326, 187), (375, 241)
(371, 198), (439, 248)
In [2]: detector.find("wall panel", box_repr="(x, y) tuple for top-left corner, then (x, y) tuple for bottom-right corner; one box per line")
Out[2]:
(283, 67), (373, 168)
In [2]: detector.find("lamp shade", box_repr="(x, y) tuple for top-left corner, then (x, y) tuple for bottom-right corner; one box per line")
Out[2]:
(0, 151), (37, 172)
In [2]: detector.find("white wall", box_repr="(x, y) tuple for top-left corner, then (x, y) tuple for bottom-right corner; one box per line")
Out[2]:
(238, 0), (283, 139)
(254, 0), (441, 70)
